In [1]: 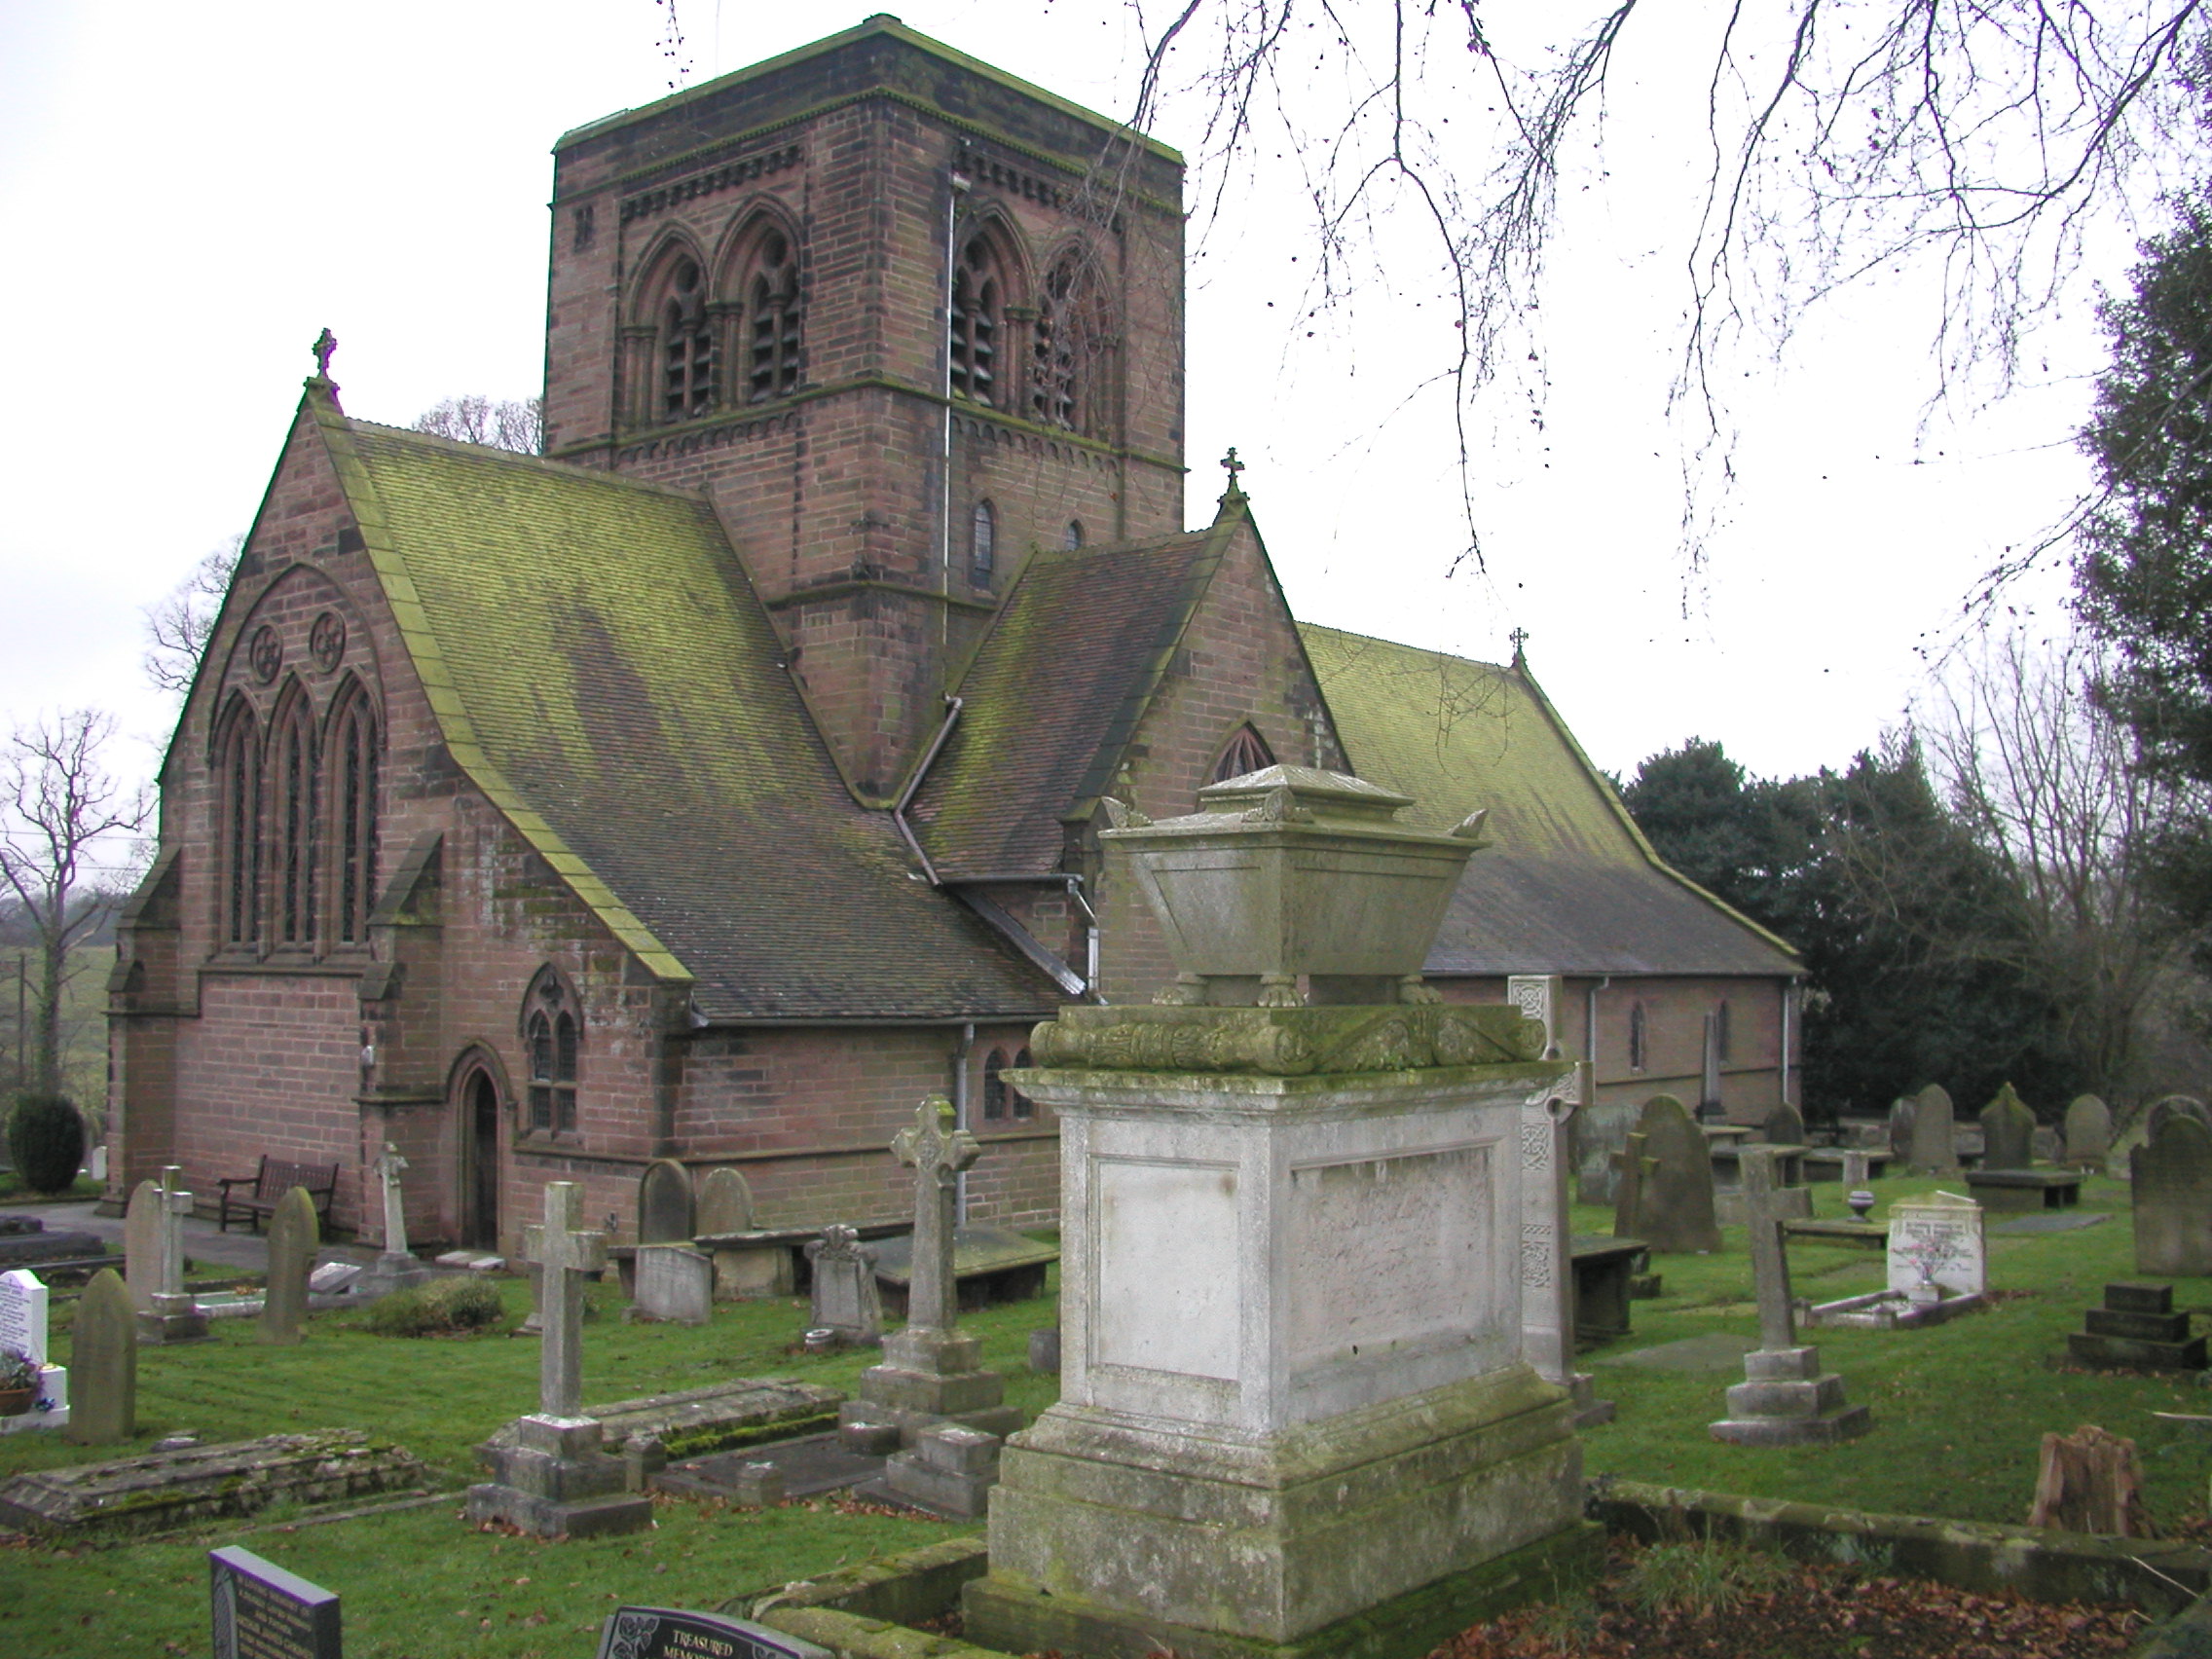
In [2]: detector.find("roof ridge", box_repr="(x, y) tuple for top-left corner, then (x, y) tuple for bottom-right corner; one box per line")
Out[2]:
(1295, 619), (1510, 676)
(344, 417), (717, 504)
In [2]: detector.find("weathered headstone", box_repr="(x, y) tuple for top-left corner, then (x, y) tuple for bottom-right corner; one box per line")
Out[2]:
(1841, 1150), (1872, 1191)
(210, 1544), (341, 1659)
(1710, 1147), (1871, 1445)
(805, 1225), (882, 1345)
(258, 1187), (317, 1346)
(1888, 1095), (1917, 1161)
(129, 1166), (207, 1345)
(596, 1606), (831, 1659)
(1978, 1083), (2038, 1171)
(1629, 1095), (1721, 1254)
(64, 1269), (134, 1446)
(1907, 1084), (1960, 1173)
(694, 1168), (754, 1236)
(1887, 1191), (1986, 1299)
(632, 1244), (712, 1325)
(1609, 1132), (1655, 1238)
(2148, 1094), (2212, 1139)
(1763, 1102), (1807, 1147)
(2133, 1114), (2212, 1277)
(636, 1159), (694, 1244)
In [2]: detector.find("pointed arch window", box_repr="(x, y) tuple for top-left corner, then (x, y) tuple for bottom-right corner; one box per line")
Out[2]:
(524, 968), (580, 1135)
(1062, 520), (1085, 551)
(950, 235), (1004, 405)
(1629, 1002), (1649, 1074)
(1012, 1046), (1035, 1120)
(741, 225), (802, 402)
(216, 706), (262, 948)
(982, 1049), (1009, 1122)
(270, 690), (319, 947)
(1210, 725), (1275, 785)
(660, 256), (718, 419)
(970, 499), (997, 588)
(329, 683), (381, 945)
(1032, 253), (1111, 436)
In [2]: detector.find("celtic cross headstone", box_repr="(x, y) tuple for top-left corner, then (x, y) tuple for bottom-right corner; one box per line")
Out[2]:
(892, 1097), (979, 1334)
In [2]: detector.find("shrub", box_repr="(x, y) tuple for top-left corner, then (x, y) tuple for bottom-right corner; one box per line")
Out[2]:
(362, 1275), (507, 1338)
(5, 1094), (86, 1195)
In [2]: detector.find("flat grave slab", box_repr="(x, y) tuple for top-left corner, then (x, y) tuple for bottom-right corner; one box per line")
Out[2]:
(1991, 1212), (2111, 1235)
(0, 1430), (426, 1535)
(651, 1431), (883, 1502)
(1963, 1168), (2083, 1212)
(1593, 1333), (1756, 1373)
(866, 1226), (1056, 1316)
(483, 1378), (842, 1462)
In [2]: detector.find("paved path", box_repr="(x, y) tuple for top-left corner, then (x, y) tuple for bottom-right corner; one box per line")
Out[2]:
(28, 1200), (383, 1278)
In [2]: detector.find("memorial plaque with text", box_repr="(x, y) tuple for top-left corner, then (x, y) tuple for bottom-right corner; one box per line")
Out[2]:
(598, 1606), (832, 1659)
(209, 1545), (341, 1659)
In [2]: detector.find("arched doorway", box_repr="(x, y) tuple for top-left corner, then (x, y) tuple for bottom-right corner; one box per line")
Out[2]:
(462, 1067), (501, 1250)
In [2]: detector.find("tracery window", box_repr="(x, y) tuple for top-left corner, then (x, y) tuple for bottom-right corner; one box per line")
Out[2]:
(981, 1049), (1009, 1122)
(1629, 1002), (1649, 1074)
(970, 499), (997, 588)
(270, 689), (319, 947)
(329, 682), (381, 945)
(216, 705), (261, 948)
(1032, 253), (1110, 436)
(1210, 725), (1274, 785)
(661, 256), (718, 419)
(949, 236), (1004, 405)
(524, 969), (580, 1134)
(742, 226), (802, 402)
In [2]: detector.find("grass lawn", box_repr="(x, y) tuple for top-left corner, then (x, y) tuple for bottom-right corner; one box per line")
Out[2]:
(0, 1175), (2208, 1656)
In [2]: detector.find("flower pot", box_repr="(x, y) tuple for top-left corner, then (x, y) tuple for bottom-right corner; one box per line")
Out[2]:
(0, 1383), (35, 1417)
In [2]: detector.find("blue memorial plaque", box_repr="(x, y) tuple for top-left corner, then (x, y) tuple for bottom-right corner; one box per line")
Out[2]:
(209, 1545), (342, 1659)
(598, 1605), (833, 1659)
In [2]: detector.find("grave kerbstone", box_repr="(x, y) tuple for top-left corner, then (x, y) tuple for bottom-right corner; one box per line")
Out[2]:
(0, 1268), (67, 1430)
(2066, 1281), (2208, 1373)
(637, 1159), (694, 1244)
(1908, 1085), (1960, 1173)
(1886, 1192), (1987, 1299)
(258, 1187), (317, 1346)
(210, 1544), (340, 1659)
(632, 1244), (713, 1325)
(2132, 1114), (2212, 1277)
(0, 1214), (108, 1274)
(1630, 1095), (1721, 1254)
(480, 1378), (843, 1463)
(4, 1429), (424, 1535)
(1979, 1083), (2038, 1171)
(806, 1226), (882, 1346)
(64, 1268), (133, 1445)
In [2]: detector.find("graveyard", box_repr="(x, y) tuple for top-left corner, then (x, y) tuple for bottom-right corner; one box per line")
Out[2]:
(0, 1156), (2208, 1655)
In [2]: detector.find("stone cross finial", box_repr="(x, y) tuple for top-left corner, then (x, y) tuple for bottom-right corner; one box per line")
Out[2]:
(372, 1144), (409, 1257)
(312, 328), (338, 378)
(892, 1097), (980, 1333)
(522, 1182), (607, 1417)
(1509, 627), (1530, 661)
(1220, 447), (1247, 498)
(1739, 1146), (1796, 1351)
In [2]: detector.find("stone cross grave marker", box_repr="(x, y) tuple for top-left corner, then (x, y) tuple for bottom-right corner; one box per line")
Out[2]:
(1630, 1095), (1721, 1254)
(892, 1097), (980, 1332)
(373, 1144), (410, 1256)
(1908, 1085), (1959, 1173)
(523, 1182), (607, 1417)
(1979, 1084), (2038, 1171)
(2133, 1114), (2212, 1277)
(210, 1544), (341, 1659)
(1886, 1191), (1986, 1298)
(1609, 1132), (1655, 1239)
(258, 1187), (318, 1346)
(806, 1225), (883, 1344)
(1741, 1147), (1798, 1352)
(64, 1268), (134, 1446)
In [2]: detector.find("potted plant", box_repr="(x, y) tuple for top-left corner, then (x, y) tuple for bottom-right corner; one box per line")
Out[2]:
(0, 1348), (38, 1417)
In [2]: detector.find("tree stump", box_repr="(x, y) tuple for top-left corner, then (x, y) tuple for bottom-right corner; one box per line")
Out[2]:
(2028, 1424), (2150, 1536)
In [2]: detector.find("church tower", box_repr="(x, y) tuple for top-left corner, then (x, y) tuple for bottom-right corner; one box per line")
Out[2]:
(542, 17), (1188, 797)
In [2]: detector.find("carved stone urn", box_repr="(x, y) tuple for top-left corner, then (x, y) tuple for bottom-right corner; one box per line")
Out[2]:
(1101, 764), (1489, 1007)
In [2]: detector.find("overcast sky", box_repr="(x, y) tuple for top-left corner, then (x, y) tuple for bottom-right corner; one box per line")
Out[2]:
(0, 0), (2131, 814)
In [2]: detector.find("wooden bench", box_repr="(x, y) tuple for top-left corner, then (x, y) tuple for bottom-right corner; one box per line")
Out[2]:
(217, 1157), (340, 1235)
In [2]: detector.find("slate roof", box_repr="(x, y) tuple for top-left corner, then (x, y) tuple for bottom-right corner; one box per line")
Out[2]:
(908, 514), (1240, 881)
(314, 399), (1057, 1022)
(1300, 625), (1802, 978)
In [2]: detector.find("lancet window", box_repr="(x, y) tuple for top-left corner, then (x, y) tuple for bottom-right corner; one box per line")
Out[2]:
(970, 499), (997, 588)
(329, 683), (381, 945)
(949, 235), (1005, 406)
(1629, 1002), (1649, 1073)
(216, 705), (261, 948)
(1210, 725), (1274, 785)
(1011, 1046), (1035, 1120)
(660, 256), (718, 419)
(525, 969), (580, 1134)
(1031, 253), (1110, 436)
(270, 690), (319, 947)
(742, 226), (802, 402)
(982, 1049), (1009, 1121)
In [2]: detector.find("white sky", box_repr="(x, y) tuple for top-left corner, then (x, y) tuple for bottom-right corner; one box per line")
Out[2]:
(0, 0), (2129, 810)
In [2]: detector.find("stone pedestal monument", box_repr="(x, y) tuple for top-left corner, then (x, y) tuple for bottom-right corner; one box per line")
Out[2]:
(965, 767), (1601, 1659)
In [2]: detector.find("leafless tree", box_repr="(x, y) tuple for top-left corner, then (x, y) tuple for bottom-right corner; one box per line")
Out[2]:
(143, 534), (242, 699)
(0, 712), (151, 1098)
(1123, 1), (2208, 576)
(413, 394), (544, 454)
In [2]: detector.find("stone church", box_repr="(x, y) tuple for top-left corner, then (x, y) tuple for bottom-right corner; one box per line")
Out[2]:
(106, 17), (1799, 1252)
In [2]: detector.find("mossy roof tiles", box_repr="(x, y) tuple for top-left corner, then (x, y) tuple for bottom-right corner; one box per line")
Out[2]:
(324, 411), (1054, 1021)
(1300, 624), (1802, 978)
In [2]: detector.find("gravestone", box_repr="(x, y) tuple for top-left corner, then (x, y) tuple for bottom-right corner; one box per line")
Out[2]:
(1710, 1146), (1871, 1445)
(596, 1606), (830, 1659)
(468, 1182), (651, 1538)
(841, 1099), (1018, 1456)
(805, 1226), (882, 1345)
(64, 1269), (134, 1446)
(210, 1544), (341, 1659)
(1888, 1096), (1917, 1161)
(1841, 1150), (1872, 1191)
(258, 1187), (318, 1346)
(1886, 1191), (1986, 1298)
(632, 1244), (713, 1325)
(0, 1269), (68, 1428)
(128, 1166), (207, 1345)
(2148, 1094), (2212, 1139)
(355, 1145), (431, 1301)
(637, 1160), (694, 1244)
(2132, 1114), (2212, 1277)
(1629, 1095), (1722, 1254)
(1978, 1083), (2038, 1170)
(1608, 1132), (1655, 1239)
(2065, 1280), (2208, 1373)
(1763, 1102), (1807, 1147)
(695, 1168), (754, 1235)
(1907, 1085), (1960, 1173)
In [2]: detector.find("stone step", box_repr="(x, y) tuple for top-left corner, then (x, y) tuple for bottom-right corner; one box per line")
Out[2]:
(2106, 1281), (2176, 1315)
(2067, 1331), (2209, 1373)
(2084, 1307), (2192, 1343)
